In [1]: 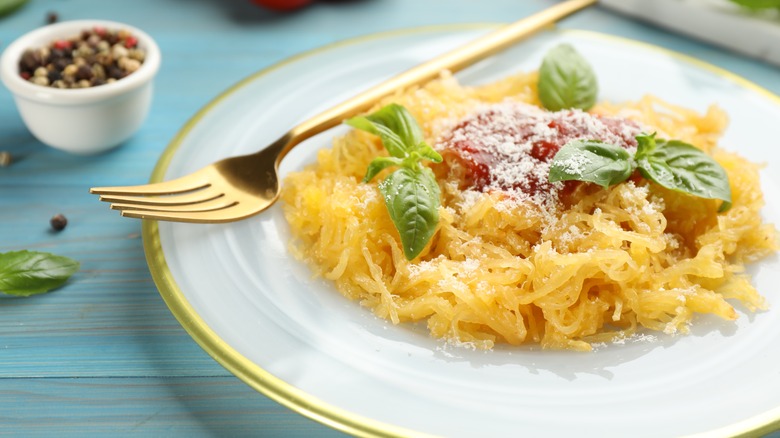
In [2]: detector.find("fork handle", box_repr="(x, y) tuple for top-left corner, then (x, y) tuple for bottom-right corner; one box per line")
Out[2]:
(278, 0), (597, 160)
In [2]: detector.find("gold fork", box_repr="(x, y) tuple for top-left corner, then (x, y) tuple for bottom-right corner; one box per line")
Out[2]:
(91, 0), (597, 223)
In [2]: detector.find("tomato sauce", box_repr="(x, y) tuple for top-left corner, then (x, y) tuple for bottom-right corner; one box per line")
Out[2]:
(439, 104), (639, 199)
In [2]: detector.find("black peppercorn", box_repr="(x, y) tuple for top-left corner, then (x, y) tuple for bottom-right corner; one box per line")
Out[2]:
(47, 69), (62, 83)
(75, 64), (93, 80)
(50, 48), (66, 60)
(19, 50), (41, 72)
(50, 214), (68, 231)
(53, 57), (70, 71)
(107, 66), (124, 79)
(46, 11), (59, 24)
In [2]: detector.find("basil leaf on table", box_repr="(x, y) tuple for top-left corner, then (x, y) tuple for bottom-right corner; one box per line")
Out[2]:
(635, 134), (732, 212)
(379, 167), (441, 260)
(347, 104), (442, 260)
(0, 250), (80, 296)
(549, 140), (634, 188)
(0, 0), (28, 17)
(537, 43), (598, 111)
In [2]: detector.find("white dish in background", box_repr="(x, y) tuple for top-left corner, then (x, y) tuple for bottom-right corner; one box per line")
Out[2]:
(0, 20), (161, 154)
(601, 0), (780, 67)
(143, 27), (780, 437)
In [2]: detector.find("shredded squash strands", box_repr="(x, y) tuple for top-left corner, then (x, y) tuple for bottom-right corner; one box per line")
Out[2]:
(281, 71), (777, 351)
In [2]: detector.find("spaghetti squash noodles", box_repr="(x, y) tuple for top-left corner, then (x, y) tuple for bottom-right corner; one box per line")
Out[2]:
(280, 70), (777, 351)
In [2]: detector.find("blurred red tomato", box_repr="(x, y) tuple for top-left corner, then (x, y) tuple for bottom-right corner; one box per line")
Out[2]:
(250, 0), (312, 10)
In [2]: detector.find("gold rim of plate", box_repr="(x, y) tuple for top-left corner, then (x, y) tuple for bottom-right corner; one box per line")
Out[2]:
(142, 25), (780, 438)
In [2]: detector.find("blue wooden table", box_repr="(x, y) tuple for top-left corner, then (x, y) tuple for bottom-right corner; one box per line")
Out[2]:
(1, 0), (779, 436)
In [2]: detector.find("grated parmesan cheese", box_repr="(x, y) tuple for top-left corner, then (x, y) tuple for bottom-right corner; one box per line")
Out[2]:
(436, 102), (641, 212)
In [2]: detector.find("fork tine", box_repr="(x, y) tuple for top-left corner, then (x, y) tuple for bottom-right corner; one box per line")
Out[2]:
(119, 202), (266, 223)
(110, 197), (236, 213)
(90, 170), (211, 196)
(98, 189), (223, 206)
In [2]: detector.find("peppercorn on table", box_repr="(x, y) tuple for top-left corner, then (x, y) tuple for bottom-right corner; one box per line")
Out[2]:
(2, 0), (780, 436)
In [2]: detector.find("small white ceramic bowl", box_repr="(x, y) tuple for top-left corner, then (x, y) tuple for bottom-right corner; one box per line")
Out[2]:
(0, 20), (161, 154)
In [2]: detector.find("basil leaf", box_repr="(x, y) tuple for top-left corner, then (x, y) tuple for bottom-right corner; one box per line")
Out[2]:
(346, 104), (425, 159)
(364, 156), (403, 183)
(0, 250), (80, 296)
(349, 104), (443, 260)
(549, 140), (634, 188)
(412, 142), (443, 163)
(538, 44), (598, 111)
(635, 132), (657, 158)
(379, 166), (440, 260)
(546, 132), (733, 212)
(729, 0), (780, 9)
(0, 0), (28, 17)
(635, 139), (732, 211)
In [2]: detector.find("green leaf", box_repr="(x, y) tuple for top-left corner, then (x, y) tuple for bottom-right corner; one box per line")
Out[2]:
(348, 103), (443, 259)
(537, 44), (598, 111)
(635, 138), (732, 211)
(413, 142), (443, 163)
(0, 0), (28, 17)
(0, 250), (80, 296)
(546, 132), (733, 212)
(635, 132), (658, 158)
(346, 104), (425, 159)
(363, 156), (402, 182)
(549, 140), (634, 188)
(379, 166), (440, 260)
(728, 0), (780, 9)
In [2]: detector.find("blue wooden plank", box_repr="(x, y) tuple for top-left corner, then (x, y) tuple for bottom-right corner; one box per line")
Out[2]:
(0, 376), (344, 437)
(1, 375), (778, 437)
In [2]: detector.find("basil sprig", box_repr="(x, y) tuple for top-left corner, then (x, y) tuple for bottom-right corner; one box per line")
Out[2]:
(0, 250), (80, 296)
(347, 104), (443, 260)
(549, 133), (732, 211)
(537, 44), (598, 112)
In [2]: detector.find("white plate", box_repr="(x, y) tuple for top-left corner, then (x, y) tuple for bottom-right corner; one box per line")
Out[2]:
(144, 26), (780, 437)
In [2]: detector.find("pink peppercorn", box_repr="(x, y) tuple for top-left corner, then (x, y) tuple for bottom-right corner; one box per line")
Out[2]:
(124, 36), (138, 48)
(93, 26), (106, 36)
(20, 71), (31, 80)
(53, 40), (72, 50)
